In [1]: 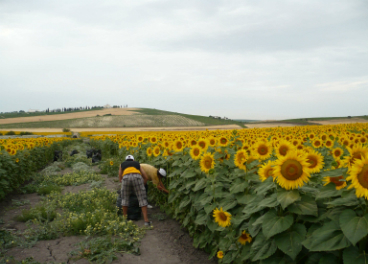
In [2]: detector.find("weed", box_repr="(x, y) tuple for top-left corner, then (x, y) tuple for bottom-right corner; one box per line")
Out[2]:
(16, 205), (57, 223)
(36, 185), (63, 195)
(70, 236), (140, 264)
(11, 199), (30, 207)
(89, 180), (104, 189)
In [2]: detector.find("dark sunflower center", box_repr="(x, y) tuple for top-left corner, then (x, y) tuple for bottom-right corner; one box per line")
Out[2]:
(314, 141), (321, 146)
(204, 159), (212, 168)
(266, 168), (273, 177)
(177, 142), (182, 149)
(241, 233), (249, 240)
(357, 165), (368, 189)
(330, 176), (344, 186)
(199, 142), (205, 148)
(279, 146), (288, 156)
(281, 159), (303, 180)
(219, 212), (227, 221)
(334, 150), (341, 156)
(194, 149), (200, 155)
(221, 138), (227, 144)
(307, 157), (317, 168)
(258, 146), (267, 155)
(326, 141), (332, 146)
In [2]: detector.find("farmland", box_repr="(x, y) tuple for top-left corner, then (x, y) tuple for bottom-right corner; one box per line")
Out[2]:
(1, 122), (368, 263)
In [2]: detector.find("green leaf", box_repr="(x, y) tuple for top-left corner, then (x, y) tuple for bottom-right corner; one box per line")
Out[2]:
(320, 167), (348, 177)
(222, 199), (238, 211)
(248, 214), (262, 237)
(258, 193), (279, 208)
(255, 176), (275, 195)
(343, 246), (368, 264)
(250, 232), (277, 261)
(277, 189), (301, 209)
(194, 211), (207, 225)
(302, 221), (351, 251)
(339, 209), (368, 246)
(275, 224), (306, 260)
(168, 179), (182, 189)
(236, 193), (256, 204)
(182, 170), (197, 178)
(229, 180), (248, 194)
(179, 195), (191, 209)
(192, 177), (207, 192)
(315, 183), (342, 200)
(204, 203), (216, 215)
(287, 195), (318, 217)
(262, 210), (294, 239)
(185, 179), (197, 189)
(319, 254), (339, 264)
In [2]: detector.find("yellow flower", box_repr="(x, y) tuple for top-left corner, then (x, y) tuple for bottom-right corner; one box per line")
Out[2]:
(238, 231), (252, 245)
(217, 251), (224, 259)
(189, 146), (202, 160)
(274, 151), (311, 190)
(15, 158), (19, 163)
(253, 141), (272, 160)
(110, 160), (114, 166)
(258, 160), (275, 182)
(305, 150), (324, 173)
(234, 149), (248, 171)
(200, 152), (215, 173)
(213, 207), (231, 227)
(346, 156), (368, 199)
(322, 175), (346, 190)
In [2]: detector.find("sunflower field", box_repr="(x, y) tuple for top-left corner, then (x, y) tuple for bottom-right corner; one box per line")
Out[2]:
(0, 137), (76, 200)
(90, 124), (368, 263)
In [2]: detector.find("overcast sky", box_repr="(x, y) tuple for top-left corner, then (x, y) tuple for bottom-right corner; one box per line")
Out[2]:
(1, 0), (367, 120)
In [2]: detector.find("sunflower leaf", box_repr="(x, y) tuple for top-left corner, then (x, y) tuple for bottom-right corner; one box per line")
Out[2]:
(181, 169), (197, 179)
(302, 221), (351, 251)
(339, 209), (368, 246)
(316, 182), (342, 200)
(192, 177), (208, 192)
(274, 223), (306, 260)
(262, 210), (294, 239)
(287, 195), (318, 216)
(229, 180), (249, 194)
(250, 232), (277, 261)
(277, 189), (301, 209)
(255, 176), (275, 195)
(320, 167), (348, 177)
(343, 246), (368, 264)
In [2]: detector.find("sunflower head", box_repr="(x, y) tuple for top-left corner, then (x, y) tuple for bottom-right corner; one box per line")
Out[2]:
(332, 147), (344, 159)
(190, 146), (202, 160)
(153, 146), (160, 157)
(238, 231), (252, 245)
(110, 160), (114, 166)
(258, 160), (275, 182)
(173, 140), (184, 152)
(322, 175), (346, 190)
(200, 152), (215, 173)
(146, 147), (153, 157)
(346, 156), (368, 199)
(234, 149), (248, 171)
(276, 140), (294, 158)
(217, 251), (224, 259)
(254, 141), (272, 160)
(213, 207), (231, 227)
(219, 136), (229, 147)
(306, 150), (324, 173)
(274, 151), (311, 190)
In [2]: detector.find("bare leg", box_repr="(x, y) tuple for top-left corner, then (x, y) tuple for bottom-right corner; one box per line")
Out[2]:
(141, 206), (149, 222)
(123, 206), (128, 218)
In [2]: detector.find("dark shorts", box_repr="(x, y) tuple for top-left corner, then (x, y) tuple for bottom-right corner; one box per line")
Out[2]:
(121, 173), (148, 207)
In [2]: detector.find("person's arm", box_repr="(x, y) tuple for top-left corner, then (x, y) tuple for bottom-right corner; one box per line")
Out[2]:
(140, 167), (148, 185)
(119, 166), (123, 182)
(157, 179), (169, 194)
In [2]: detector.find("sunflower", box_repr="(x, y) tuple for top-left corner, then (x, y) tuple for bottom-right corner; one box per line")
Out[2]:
(346, 156), (368, 199)
(146, 147), (153, 157)
(275, 140), (294, 157)
(217, 251), (224, 259)
(312, 138), (323, 148)
(258, 160), (275, 181)
(173, 140), (184, 152)
(137, 135), (144, 142)
(208, 136), (217, 147)
(325, 139), (334, 149)
(218, 136), (229, 147)
(190, 146), (202, 160)
(189, 139), (197, 147)
(110, 160), (114, 166)
(197, 139), (208, 151)
(234, 149), (248, 171)
(274, 151), (311, 190)
(213, 207), (231, 227)
(150, 136), (157, 144)
(332, 147), (344, 159)
(322, 175), (346, 190)
(15, 158), (19, 163)
(153, 146), (160, 157)
(200, 153), (215, 173)
(345, 144), (368, 169)
(253, 141), (272, 160)
(306, 150), (324, 173)
(238, 231), (252, 245)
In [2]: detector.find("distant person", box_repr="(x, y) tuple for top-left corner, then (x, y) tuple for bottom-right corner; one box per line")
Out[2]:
(119, 155), (151, 226)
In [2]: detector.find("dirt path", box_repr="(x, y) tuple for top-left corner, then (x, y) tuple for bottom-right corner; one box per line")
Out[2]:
(0, 171), (216, 264)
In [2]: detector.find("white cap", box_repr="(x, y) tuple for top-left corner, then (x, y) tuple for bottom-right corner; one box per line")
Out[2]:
(125, 155), (134, 161)
(158, 168), (166, 177)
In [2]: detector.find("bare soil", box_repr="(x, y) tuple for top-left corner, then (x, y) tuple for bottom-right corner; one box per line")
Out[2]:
(0, 108), (139, 125)
(0, 172), (216, 264)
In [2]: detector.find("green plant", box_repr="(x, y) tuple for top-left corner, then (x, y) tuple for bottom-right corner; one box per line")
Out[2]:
(19, 131), (33, 135)
(63, 128), (71, 132)
(5, 131), (15, 135)
(70, 236), (140, 264)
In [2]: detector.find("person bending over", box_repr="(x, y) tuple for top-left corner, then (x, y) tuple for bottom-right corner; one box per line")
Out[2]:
(140, 163), (169, 195)
(119, 155), (151, 226)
